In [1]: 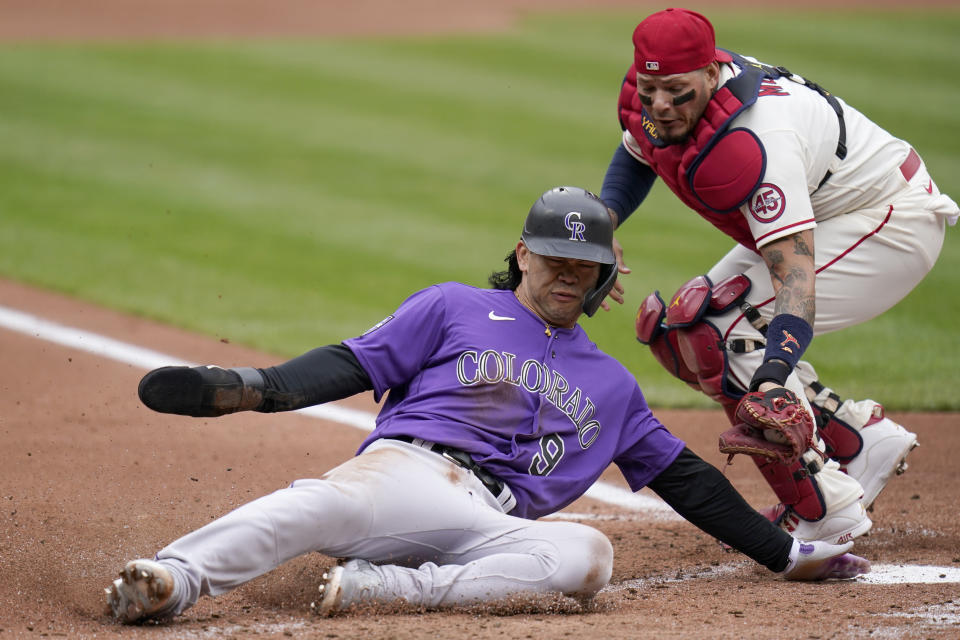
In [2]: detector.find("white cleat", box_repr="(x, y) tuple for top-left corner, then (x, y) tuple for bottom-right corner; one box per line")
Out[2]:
(104, 559), (175, 623)
(777, 499), (873, 545)
(310, 559), (386, 616)
(311, 564), (346, 616)
(842, 416), (918, 510)
(781, 539), (870, 581)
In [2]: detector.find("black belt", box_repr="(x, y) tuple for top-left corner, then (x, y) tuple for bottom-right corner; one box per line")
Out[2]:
(389, 436), (517, 513)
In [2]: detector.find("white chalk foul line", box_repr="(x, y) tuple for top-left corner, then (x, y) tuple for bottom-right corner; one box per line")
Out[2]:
(602, 562), (960, 594)
(858, 563), (960, 585)
(0, 304), (674, 515)
(0, 305), (188, 371)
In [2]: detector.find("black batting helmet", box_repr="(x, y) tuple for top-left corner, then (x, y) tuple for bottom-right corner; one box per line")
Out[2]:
(521, 186), (618, 317)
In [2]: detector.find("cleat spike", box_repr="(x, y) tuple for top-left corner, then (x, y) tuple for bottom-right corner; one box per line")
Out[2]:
(103, 559), (175, 624)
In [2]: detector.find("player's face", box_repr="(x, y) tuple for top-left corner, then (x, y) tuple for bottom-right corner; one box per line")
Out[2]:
(636, 63), (719, 144)
(515, 242), (601, 329)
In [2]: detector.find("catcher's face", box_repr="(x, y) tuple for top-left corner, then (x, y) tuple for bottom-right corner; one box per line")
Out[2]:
(636, 63), (719, 144)
(515, 241), (600, 329)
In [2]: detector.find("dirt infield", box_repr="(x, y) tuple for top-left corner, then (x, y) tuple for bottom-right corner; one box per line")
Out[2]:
(2, 2), (960, 638)
(2, 284), (960, 640)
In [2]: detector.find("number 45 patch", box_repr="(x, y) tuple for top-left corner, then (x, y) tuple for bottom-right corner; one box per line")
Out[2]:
(529, 434), (565, 476)
(749, 183), (786, 223)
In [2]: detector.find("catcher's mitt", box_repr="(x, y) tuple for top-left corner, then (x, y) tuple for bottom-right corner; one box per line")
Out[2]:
(719, 387), (815, 465)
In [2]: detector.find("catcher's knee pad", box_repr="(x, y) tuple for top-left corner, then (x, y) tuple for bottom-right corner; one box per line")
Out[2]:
(635, 274), (756, 420)
(635, 291), (700, 388)
(752, 452), (827, 521)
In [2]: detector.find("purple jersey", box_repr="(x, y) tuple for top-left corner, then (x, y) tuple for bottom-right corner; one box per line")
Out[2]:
(344, 282), (685, 519)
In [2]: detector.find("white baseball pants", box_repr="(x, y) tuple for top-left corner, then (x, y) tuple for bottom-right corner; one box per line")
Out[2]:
(707, 155), (953, 394)
(704, 155), (955, 511)
(154, 439), (612, 614)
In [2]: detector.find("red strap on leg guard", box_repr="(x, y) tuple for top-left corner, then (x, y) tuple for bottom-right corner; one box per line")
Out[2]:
(752, 455), (826, 521)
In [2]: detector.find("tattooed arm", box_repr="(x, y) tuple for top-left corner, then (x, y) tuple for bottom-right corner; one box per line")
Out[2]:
(751, 229), (816, 392)
(760, 230), (816, 324)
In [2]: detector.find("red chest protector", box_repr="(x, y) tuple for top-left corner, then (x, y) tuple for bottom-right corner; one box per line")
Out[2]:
(618, 54), (769, 253)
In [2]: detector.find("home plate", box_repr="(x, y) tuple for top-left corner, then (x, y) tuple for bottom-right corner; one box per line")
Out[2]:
(857, 564), (960, 584)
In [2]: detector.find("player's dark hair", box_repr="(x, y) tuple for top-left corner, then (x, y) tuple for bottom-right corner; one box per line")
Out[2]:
(488, 250), (521, 291)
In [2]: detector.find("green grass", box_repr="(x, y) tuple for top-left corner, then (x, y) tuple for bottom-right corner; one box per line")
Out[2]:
(1, 8), (957, 409)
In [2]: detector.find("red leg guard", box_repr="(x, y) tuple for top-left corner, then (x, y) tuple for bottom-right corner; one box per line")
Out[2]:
(815, 411), (864, 463)
(636, 278), (750, 425)
(752, 455), (826, 521)
(636, 290), (702, 391)
(807, 383), (864, 463)
(648, 329), (701, 389)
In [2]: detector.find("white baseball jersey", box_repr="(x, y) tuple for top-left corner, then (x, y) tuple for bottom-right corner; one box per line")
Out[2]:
(613, 48), (957, 411)
(621, 57), (959, 251)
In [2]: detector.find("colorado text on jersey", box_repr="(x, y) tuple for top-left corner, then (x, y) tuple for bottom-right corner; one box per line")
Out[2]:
(455, 349), (601, 449)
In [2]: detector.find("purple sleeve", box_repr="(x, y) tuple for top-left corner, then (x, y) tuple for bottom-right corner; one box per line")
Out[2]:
(343, 286), (446, 402)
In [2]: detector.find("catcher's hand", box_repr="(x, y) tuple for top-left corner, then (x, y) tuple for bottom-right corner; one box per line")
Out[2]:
(138, 365), (263, 417)
(599, 236), (629, 312)
(719, 387), (815, 465)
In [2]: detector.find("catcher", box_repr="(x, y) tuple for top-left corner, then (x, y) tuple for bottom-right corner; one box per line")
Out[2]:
(105, 187), (868, 624)
(602, 8), (956, 544)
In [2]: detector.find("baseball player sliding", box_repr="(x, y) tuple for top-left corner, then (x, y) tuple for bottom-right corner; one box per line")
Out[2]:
(601, 9), (959, 546)
(105, 187), (868, 624)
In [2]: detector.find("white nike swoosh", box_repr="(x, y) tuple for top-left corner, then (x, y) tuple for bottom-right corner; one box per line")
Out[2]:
(488, 310), (516, 321)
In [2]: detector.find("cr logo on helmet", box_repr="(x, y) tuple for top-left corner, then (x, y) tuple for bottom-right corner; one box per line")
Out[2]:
(564, 212), (587, 242)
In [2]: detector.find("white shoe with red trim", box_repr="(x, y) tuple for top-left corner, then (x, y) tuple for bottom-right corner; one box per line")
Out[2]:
(775, 499), (872, 545)
(841, 414), (917, 510)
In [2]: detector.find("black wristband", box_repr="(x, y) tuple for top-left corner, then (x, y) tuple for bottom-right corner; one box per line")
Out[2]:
(749, 359), (791, 391)
(231, 367), (265, 411)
